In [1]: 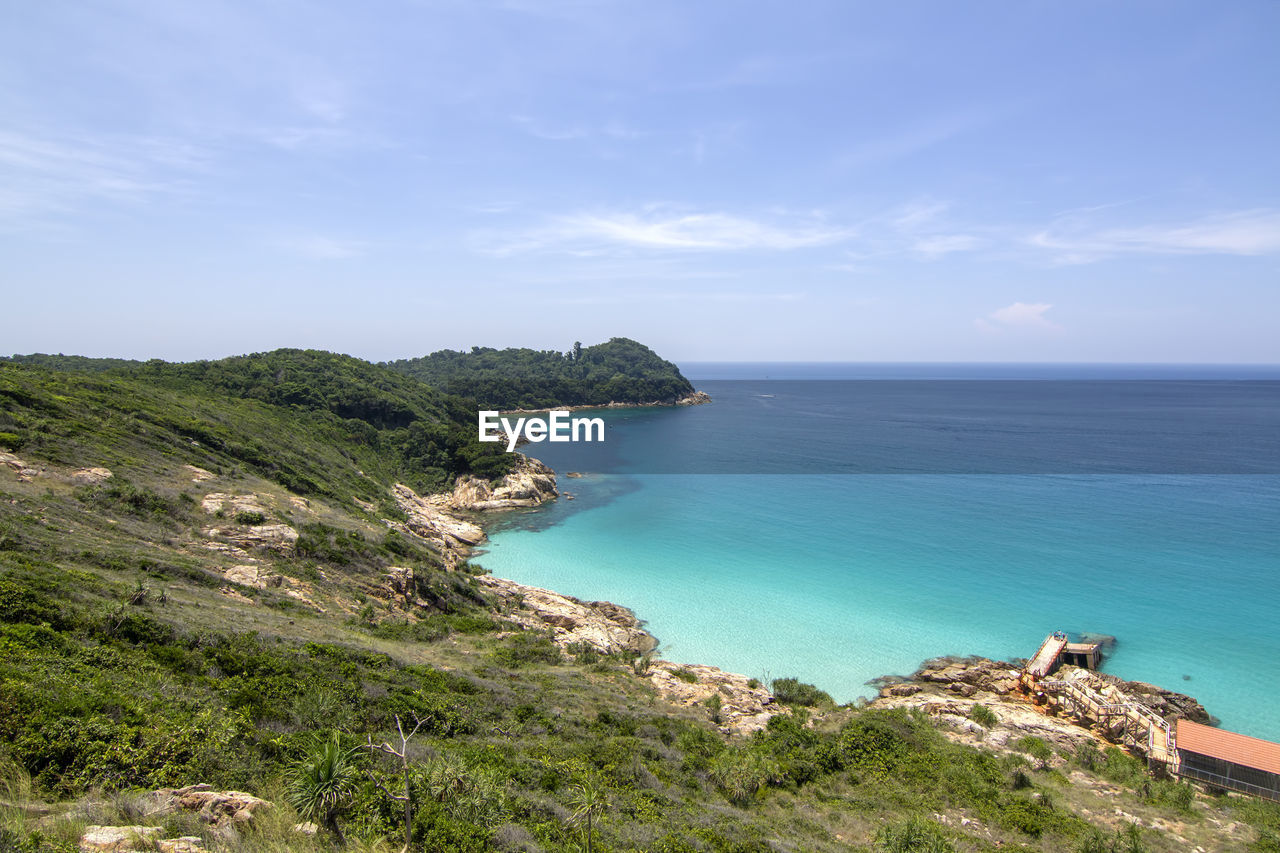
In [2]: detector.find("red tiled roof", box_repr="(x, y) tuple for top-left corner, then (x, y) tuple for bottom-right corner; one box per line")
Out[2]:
(1177, 719), (1280, 776)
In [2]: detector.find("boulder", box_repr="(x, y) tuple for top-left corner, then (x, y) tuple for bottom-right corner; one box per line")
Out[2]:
(78, 826), (161, 852)
(71, 467), (113, 485)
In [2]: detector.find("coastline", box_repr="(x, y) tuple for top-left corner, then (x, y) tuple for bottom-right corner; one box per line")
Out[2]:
(497, 390), (711, 415)
(438, 455), (1220, 751)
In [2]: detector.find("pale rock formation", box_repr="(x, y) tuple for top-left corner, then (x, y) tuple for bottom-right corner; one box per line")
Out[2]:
(648, 661), (784, 735)
(288, 496), (311, 512)
(157, 839), (207, 853)
(183, 465), (215, 482)
(449, 454), (557, 510)
(78, 826), (162, 852)
(222, 565), (281, 590)
(676, 391), (712, 406)
(390, 483), (484, 564)
(203, 523), (298, 553)
(869, 656), (1212, 759)
(71, 467), (113, 485)
(139, 784), (270, 827)
(1, 451), (42, 481)
(200, 493), (267, 516)
(478, 575), (655, 656)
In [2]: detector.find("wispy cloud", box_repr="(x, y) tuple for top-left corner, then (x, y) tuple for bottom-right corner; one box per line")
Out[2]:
(479, 209), (856, 255)
(1030, 209), (1280, 262)
(0, 129), (200, 223)
(976, 302), (1059, 333)
(835, 109), (994, 170)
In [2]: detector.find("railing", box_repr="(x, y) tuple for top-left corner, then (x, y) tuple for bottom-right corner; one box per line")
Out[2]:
(1036, 678), (1175, 762)
(1177, 766), (1280, 802)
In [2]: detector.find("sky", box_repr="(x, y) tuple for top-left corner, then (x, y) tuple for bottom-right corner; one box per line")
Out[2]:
(3, 1), (1279, 363)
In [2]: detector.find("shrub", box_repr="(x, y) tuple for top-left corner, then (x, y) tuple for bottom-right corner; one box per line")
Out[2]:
(771, 678), (831, 707)
(0, 432), (23, 450)
(875, 816), (955, 852)
(672, 667), (699, 684)
(490, 631), (561, 668)
(970, 703), (998, 728)
(233, 510), (266, 525)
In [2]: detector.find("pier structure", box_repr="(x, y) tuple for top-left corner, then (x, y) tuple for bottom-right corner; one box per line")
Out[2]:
(1021, 631), (1280, 801)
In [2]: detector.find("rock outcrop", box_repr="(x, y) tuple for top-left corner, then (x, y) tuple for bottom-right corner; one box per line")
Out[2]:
(204, 523), (298, 553)
(1, 451), (42, 481)
(71, 467), (113, 485)
(450, 454), (557, 510)
(183, 465), (215, 482)
(647, 661), (783, 735)
(390, 483), (484, 565)
(478, 575), (656, 656)
(870, 656), (1213, 760)
(78, 825), (163, 852)
(200, 492), (267, 516)
(676, 391), (712, 406)
(222, 564), (281, 590)
(1048, 664), (1213, 725)
(139, 784), (271, 827)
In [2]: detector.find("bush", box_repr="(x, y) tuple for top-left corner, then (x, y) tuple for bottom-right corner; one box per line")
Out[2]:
(970, 703), (998, 728)
(709, 749), (782, 806)
(672, 667), (699, 684)
(233, 510), (266, 525)
(0, 432), (23, 450)
(490, 631), (561, 668)
(876, 816), (955, 852)
(771, 678), (831, 707)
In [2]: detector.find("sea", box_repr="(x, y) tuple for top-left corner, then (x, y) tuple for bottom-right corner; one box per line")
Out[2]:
(475, 364), (1280, 741)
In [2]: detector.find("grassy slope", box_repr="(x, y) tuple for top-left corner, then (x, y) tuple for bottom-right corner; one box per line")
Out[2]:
(1, 360), (1278, 853)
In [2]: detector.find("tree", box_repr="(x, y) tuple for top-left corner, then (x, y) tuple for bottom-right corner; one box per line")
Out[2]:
(287, 732), (363, 844)
(567, 776), (607, 853)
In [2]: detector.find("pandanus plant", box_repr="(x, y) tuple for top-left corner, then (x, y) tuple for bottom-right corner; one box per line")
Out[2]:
(286, 732), (363, 844)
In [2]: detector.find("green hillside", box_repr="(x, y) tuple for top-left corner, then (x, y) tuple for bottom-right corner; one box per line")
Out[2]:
(384, 337), (697, 410)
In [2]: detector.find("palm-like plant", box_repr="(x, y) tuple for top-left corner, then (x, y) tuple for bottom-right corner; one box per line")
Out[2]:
(567, 776), (607, 853)
(287, 732), (363, 844)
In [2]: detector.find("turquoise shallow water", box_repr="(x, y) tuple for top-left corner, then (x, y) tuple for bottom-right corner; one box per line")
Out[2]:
(477, 379), (1280, 741)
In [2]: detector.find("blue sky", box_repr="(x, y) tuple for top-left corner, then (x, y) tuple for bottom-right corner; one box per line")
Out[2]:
(4, 1), (1278, 362)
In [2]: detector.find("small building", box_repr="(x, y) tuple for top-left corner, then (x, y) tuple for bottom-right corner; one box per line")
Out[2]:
(1061, 641), (1103, 670)
(1176, 719), (1280, 801)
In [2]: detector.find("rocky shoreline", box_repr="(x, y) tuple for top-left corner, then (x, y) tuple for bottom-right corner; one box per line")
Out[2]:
(497, 390), (711, 415)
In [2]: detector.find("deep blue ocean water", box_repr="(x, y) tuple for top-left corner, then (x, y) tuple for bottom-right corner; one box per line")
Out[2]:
(476, 366), (1280, 740)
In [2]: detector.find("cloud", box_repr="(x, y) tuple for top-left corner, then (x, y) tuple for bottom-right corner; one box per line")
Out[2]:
(0, 129), (197, 222)
(1030, 209), (1280, 261)
(976, 302), (1058, 333)
(480, 210), (856, 254)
